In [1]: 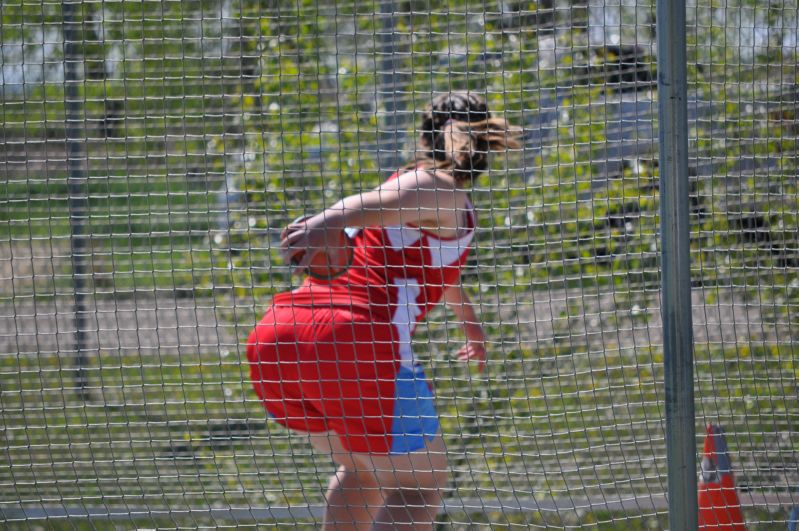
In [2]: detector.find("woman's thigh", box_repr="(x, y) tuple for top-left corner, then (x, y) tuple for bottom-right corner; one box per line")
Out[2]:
(310, 431), (449, 491)
(361, 434), (449, 491)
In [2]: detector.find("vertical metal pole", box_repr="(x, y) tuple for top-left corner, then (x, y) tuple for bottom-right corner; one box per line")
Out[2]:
(657, 0), (697, 528)
(378, 0), (404, 176)
(63, 1), (90, 398)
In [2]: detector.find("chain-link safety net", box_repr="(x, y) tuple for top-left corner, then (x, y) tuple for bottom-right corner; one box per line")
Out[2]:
(1, 0), (797, 528)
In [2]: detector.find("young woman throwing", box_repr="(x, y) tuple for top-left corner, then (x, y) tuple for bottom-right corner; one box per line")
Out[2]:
(247, 92), (520, 530)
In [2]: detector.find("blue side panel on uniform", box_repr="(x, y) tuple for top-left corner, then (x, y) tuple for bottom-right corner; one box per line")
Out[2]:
(389, 364), (439, 454)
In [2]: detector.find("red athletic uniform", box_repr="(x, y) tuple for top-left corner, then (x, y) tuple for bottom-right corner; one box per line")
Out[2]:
(247, 173), (475, 454)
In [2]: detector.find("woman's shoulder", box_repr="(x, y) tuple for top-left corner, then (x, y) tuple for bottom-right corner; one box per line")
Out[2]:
(384, 168), (472, 236)
(386, 168), (459, 192)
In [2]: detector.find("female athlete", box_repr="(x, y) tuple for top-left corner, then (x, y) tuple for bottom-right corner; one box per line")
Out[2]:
(247, 92), (520, 530)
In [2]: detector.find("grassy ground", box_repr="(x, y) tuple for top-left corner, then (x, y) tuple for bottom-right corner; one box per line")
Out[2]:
(2, 323), (797, 527)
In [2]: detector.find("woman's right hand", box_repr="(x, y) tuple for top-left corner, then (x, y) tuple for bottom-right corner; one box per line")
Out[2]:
(280, 214), (347, 275)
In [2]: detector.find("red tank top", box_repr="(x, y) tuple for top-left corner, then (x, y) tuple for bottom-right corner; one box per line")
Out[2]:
(273, 172), (476, 363)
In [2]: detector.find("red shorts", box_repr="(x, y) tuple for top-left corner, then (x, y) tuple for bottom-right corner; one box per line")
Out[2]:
(246, 304), (439, 454)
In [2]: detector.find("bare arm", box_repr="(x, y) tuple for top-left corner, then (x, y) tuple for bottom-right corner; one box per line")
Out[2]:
(442, 284), (480, 326)
(281, 170), (463, 268)
(442, 284), (486, 372)
(319, 170), (458, 229)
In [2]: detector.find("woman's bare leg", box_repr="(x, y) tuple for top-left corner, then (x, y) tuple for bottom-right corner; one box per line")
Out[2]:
(309, 432), (448, 530)
(323, 463), (385, 530)
(309, 433), (385, 531)
(366, 435), (448, 530)
(372, 488), (443, 530)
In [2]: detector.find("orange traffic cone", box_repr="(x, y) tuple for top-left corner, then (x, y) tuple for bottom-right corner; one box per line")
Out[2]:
(698, 423), (746, 530)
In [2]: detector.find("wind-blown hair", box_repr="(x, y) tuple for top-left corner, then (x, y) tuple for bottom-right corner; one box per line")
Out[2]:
(409, 92), (521, 182)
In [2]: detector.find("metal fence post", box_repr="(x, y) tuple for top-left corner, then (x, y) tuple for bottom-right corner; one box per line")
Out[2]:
(63, 1), (91, 399)
(378, 0), (405, 176)
(657, 0), (698, 528)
